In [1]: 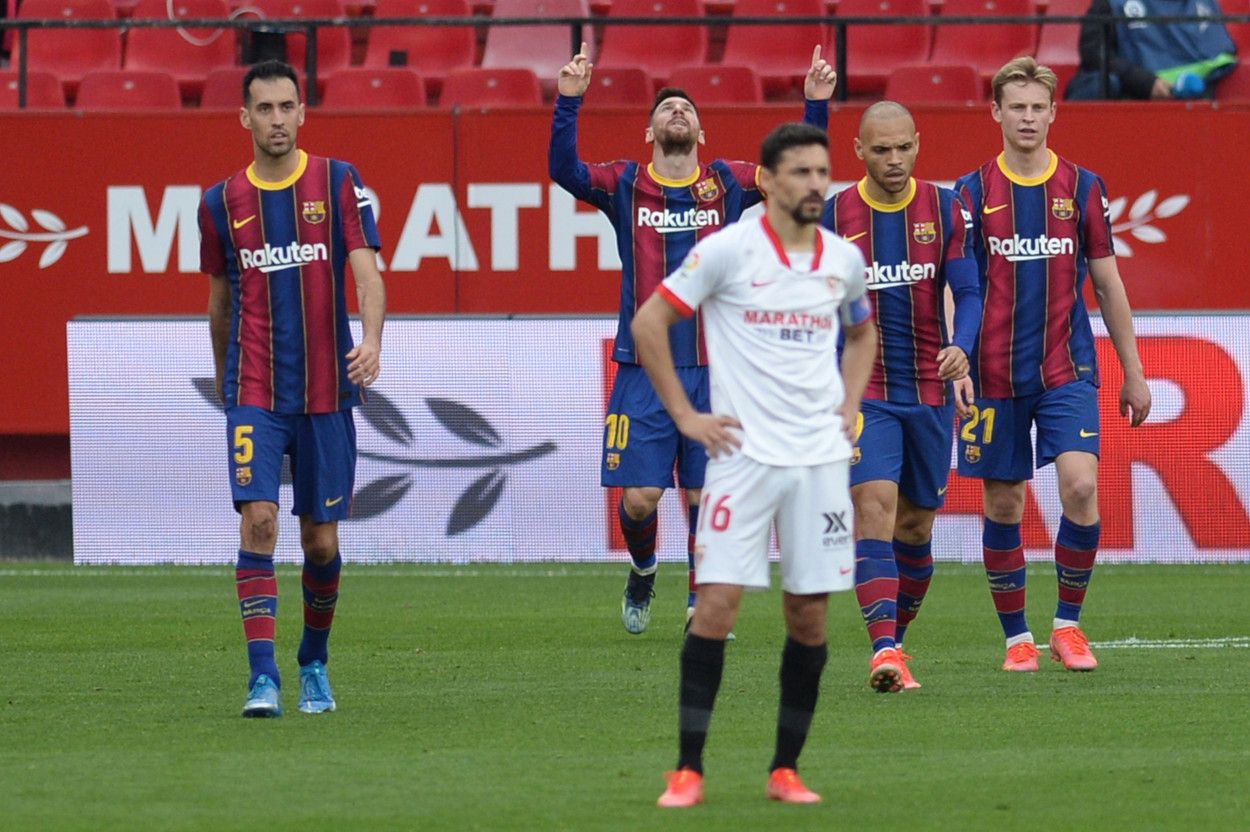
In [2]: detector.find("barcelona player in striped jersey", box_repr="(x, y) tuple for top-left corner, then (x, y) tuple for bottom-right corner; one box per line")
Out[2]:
(199, 60), (386, 717)
(824, 101), (982, 692)
(550, 42), (838, 635)
(955, 58), (1151, 673)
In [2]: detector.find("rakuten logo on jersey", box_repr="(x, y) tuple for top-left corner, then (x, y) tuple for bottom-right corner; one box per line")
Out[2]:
(238, 242), (329, 274)
(987, 235), (1075, 262)
(865, 260), (935, 290)
(636, 206), (721, 235)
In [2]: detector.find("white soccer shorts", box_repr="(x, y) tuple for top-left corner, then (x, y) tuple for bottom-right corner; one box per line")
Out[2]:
(693, 452), (855, 594)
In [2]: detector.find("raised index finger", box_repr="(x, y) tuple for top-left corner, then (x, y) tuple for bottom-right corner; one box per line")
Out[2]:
(811, 44), (822, 66)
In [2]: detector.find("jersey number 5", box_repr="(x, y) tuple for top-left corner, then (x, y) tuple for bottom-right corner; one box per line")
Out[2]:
(234, 425), (255, 464)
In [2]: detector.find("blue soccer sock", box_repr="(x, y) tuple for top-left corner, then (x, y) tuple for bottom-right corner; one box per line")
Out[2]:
(619, 500), (658, 574)
(297, 553), (342, 668)
(236, 549), (280, 689)
(983, 520), (1029, 640)
(1054, 516), (1100, 624)
(854, 538), (898, 654)
(894, 538), (934, 647)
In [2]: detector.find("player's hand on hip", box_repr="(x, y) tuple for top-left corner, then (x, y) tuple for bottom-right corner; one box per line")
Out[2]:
(804, 44), (837, 100)
(1121, 375), (1152, 427)
(346, 340), (381, 387)
(952, 375), (975, 420)
(936, 345), (969, 381)
(836, 402), (860, 443)
(557, 41), (593, 97)
(678, 412), (743, 458)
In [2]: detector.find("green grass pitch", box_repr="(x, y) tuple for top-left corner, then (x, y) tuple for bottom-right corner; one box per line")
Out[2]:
(2, 562), (1248, 831)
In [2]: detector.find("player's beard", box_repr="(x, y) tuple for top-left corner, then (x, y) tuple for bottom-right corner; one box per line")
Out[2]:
(655, 127), (697, 156)
(790, 197), (824, 226)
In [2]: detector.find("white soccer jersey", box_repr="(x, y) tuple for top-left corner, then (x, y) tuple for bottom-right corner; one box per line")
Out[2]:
(658, 215), (870, 466)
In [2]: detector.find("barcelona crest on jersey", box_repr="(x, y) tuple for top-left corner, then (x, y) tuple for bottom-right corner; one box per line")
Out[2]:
(302, 200), (326, 224)
(912, 221), (936, 244)
(1051, 198), (1075, 221)
(694, 177), (721, 203)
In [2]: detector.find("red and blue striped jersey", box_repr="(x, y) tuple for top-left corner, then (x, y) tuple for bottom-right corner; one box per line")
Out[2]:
(956, 151), (1114, 398)
(199, 150), (381, 414)
(825, 178), (975, 406)
(549, 95), (828, 367)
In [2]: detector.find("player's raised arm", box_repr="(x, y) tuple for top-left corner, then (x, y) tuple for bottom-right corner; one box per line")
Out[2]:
(346, 247), (386, 388)
(1088, 256), (1151, 426)
(549, 41), (605, 204)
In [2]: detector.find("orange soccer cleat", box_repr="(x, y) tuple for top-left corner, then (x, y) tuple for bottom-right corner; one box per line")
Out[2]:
(766, 767), (821, 804)
(868, 647), (904, 692)
(897, 651), (922, 690)
(1050, 626), (1098, 671)
(1002, 640), (1040, 672)
(657, 768), (704, 808)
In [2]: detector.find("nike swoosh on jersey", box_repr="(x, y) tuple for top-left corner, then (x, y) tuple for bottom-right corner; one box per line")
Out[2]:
(845, 231), (868, 242)
(1079, 429), (1099, 438)
(233, 215), (257, 229)
(324, 496), (344, 507)
(983, 204), (1009, 215)
(937, 485), (948, 496)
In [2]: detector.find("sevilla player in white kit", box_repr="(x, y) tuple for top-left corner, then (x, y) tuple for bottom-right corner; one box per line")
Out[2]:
(633, 123), (877, 808)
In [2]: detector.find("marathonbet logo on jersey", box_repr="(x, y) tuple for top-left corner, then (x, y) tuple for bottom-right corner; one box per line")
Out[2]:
(238, 241), (329, 274)
(636, 206), (721, 235)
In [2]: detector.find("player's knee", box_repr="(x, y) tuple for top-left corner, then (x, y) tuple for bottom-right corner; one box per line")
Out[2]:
(853, 493), (894, 537)
(243, 514), (278, 549)
(894, 510), (935, 545)
(301, 529), (339, 564)
(621, 487), (662, 519)
(1060, 474), (1098, 513)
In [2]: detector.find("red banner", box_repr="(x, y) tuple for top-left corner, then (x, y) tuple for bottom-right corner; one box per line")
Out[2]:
(2, 102), (1247, 434)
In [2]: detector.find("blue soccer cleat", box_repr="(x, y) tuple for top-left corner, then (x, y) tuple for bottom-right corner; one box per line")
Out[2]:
(621, 569), (656, 635)
(241, 674), (283, 718)
(297, 660), (337, 714)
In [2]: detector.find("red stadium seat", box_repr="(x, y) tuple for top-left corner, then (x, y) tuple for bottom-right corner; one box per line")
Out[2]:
(440, 67), (544, 107)
(363, 0), (477, 99)
(480, 0), (591, 95)
(250, 0), (352, 75)
(198, 65), (311, 107)
(75, 69), (182, 109)
(1034, 0), (1083, 95)
(828, 0), (932, 95)
(582, 67), (655, 106)
(884, 63), (983, 104)
(595, 0), (708, 85)
(721, 0), (827, 95)
(929, 0), (1039, 80)
(1215, 62), (1250, 100)
(15, 0), (122, 98)
(125, 0), (237, 100)
(0, 70), (68, 108)
(321, 67), (428, 108)
(666, 64), (764, 103)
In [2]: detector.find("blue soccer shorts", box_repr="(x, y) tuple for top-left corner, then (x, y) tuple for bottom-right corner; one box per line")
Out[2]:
(956, 380), (1100, 482)
(225, 405), (357, 521)
(851, 399), (956, 510)
(601, 363), (709, 490)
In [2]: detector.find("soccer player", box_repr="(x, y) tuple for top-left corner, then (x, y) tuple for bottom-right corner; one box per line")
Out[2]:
(549, 42), (838, 635)
(955, 57), (1151, 673)
(825, 101), (982, 692)
(633, 122), (876, 807)
(199, 60), (386, 717)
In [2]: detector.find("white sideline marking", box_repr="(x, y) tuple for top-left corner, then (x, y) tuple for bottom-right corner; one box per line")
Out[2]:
(1087, 636), (1250, 649)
